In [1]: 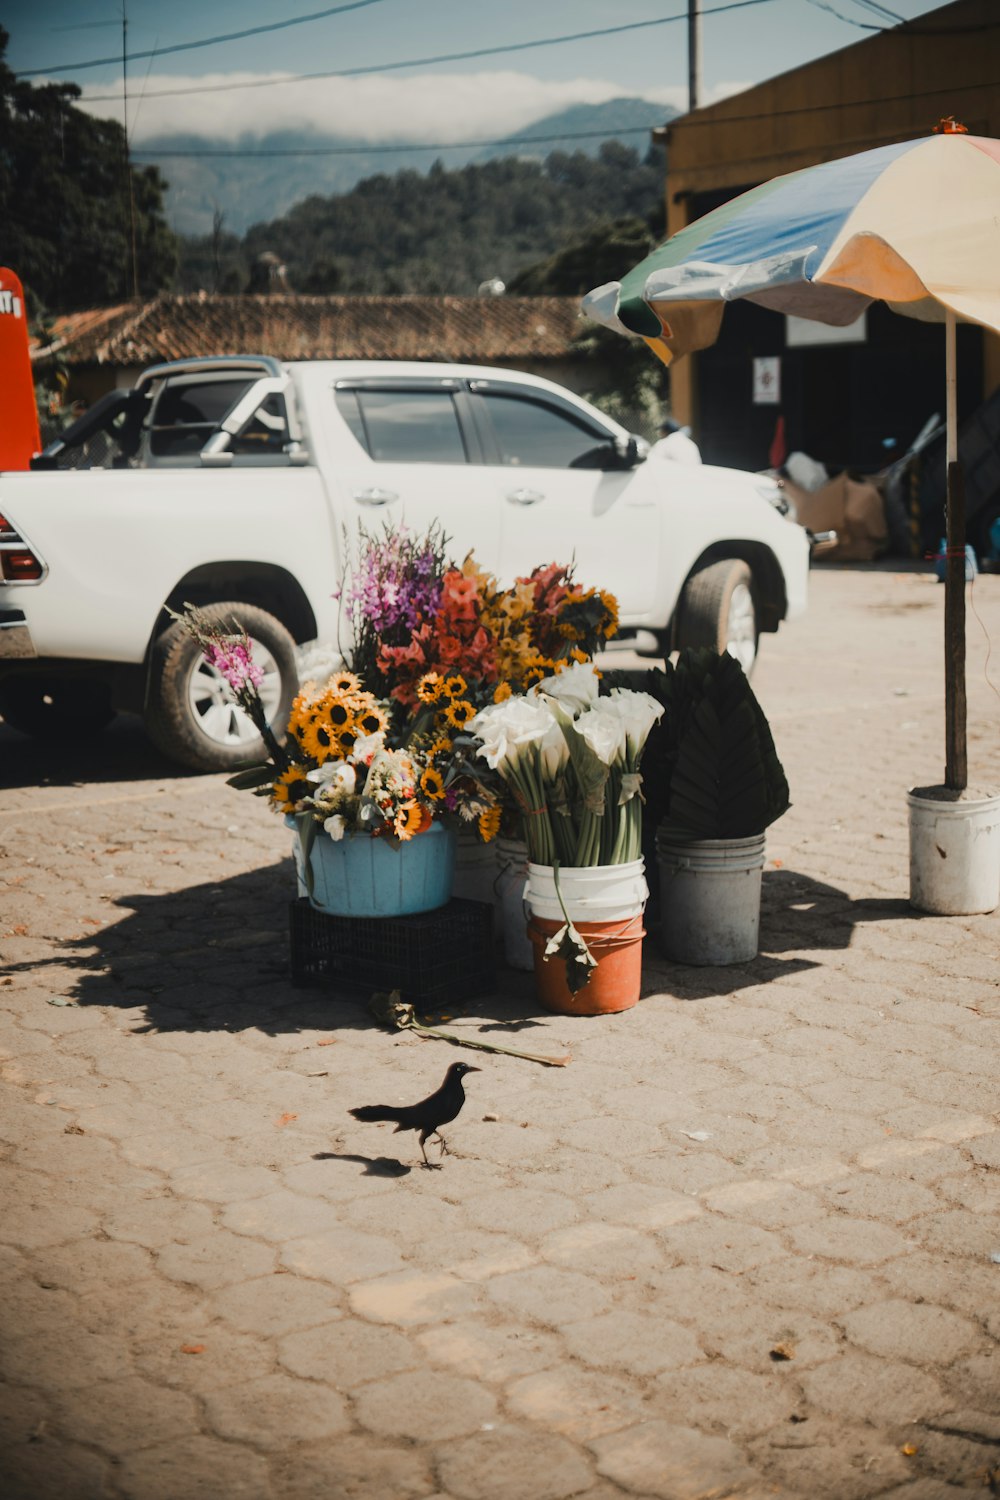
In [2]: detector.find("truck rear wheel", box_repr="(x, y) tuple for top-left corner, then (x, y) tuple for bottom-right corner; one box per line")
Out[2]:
(145, 602), (298, 772)
(677, 559), (759, 674)
(0, 675), (115, 739)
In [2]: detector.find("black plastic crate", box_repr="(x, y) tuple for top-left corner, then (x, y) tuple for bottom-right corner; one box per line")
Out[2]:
(289, 897), (495, 1007)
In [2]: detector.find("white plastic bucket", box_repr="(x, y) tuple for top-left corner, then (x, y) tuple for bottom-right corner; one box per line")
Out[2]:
(908, 786), (1000, 915)
(494, 836), (533, 971)
(656, 832), (765, 965)
(451, 832), (502, 938)
(525, 859), (648, 924)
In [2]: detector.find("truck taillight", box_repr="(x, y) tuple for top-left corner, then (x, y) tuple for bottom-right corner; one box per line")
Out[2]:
(2, 549), (44, 581)
(0, 511), (46, 582)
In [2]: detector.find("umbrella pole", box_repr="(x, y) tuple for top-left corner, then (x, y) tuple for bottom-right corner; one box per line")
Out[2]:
(944, 307), (968, 792)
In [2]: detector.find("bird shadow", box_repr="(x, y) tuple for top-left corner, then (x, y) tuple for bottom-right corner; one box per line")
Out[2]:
(312, 1151), (412, 1177)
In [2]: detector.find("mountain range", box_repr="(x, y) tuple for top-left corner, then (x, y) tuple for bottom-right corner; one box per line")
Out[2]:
(139, 97), (675, 237)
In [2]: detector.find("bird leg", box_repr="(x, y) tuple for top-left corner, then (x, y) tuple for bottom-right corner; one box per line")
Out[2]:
(433, 1130), (451, 1157)
(418, 1133), (443, 1170)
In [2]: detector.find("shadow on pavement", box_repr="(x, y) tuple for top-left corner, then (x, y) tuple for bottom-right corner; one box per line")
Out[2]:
(313, 1151), (412, 1177)
(0, 863), (928, 1030)
(0, 713), (191, 790)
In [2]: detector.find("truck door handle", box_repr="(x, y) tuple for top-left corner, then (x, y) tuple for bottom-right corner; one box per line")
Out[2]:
(353, 487), (399, 506)
(506, 487), (544, 506)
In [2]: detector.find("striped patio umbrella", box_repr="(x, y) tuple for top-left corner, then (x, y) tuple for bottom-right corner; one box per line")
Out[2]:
(583, 125), (1000, 791)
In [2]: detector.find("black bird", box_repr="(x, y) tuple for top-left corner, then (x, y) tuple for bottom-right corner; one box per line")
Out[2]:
(348, 1061), (480, 1168)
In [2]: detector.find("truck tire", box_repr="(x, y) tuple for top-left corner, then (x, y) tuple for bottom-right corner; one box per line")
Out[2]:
(0, 675), (115, 738)
(145, 602), (298, 772)
(677, 559), (759, 675)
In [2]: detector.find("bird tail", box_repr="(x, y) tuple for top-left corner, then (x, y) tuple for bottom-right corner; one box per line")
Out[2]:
(349, 1105), (398, 1122)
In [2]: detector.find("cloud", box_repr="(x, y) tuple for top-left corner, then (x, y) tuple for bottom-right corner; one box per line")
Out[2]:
(77, 69), (684, 143)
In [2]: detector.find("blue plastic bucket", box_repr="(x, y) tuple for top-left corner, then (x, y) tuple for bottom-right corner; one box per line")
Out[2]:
(290, 817), (457, 917)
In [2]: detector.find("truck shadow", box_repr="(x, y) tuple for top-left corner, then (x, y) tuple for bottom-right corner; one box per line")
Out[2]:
(0, 713), (192, 790)
(0, 863), (924, 1036)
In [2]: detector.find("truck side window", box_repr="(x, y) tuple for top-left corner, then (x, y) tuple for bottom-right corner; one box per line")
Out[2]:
(480, 392), (609, 469)
(335, 389), (468, 464)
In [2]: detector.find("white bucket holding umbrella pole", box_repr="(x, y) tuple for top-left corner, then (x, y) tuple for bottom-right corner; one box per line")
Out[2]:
(908, 785), (1000, 915)
(907, 311), (1000, 913)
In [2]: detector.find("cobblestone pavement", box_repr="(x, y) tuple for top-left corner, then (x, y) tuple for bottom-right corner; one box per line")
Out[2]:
(2, 562), (999, 1500)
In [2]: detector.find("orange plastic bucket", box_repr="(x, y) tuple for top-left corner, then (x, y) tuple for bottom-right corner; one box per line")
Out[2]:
(527, 914), (645, 1016)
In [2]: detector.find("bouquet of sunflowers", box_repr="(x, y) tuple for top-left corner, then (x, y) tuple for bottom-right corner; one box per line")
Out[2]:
(171, 524), (620, 857)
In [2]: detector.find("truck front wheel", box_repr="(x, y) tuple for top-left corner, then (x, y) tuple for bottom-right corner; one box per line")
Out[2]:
(145, 603), (298, 772)
(677, 559), (759, 675)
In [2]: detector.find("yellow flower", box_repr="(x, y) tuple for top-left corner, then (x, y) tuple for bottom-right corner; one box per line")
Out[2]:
(300, 717), (339, 763)
(429, 736), (453, 757)
(357, 703), (389, 737)
(493, 681), (513, 703)
(270, 765), (311, 808)
(323, 696), (353, 728)
(416, 672), (443, 704)
(444, 698), (475, 729)
(330, 670), (361, 695)
(393, 801), (425, 840)
(569, 647), (590, 664)
(522, 666), (547, 689)
(420, 766), (446, 801)
(599, 589), (620, 638)
(478, 805), (501, 842)
(440, 674), (468, 701)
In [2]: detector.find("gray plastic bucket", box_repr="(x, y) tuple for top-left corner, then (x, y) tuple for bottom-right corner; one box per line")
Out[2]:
(656, 832), (766, 965)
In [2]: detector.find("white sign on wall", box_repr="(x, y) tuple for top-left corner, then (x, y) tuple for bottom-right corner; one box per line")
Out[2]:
(753, 356), (781, 405)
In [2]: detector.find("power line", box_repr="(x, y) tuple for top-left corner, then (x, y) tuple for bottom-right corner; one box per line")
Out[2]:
(58, 1), (779, 103)
(801, 0), (880, 28)
(18, 0), (394, 77)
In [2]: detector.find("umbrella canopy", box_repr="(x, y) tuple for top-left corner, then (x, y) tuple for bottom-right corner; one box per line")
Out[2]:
(583, 127), (1000, 793)
(583, 130), (1000, 363)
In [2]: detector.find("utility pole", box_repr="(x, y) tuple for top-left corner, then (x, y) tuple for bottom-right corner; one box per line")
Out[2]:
(688, 0), (702, 112)
(122, 3), (140, 300)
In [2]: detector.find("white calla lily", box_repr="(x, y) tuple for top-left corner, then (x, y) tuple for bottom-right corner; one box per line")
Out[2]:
(535, 660), (600, 713)
(575, 706), (626, 766)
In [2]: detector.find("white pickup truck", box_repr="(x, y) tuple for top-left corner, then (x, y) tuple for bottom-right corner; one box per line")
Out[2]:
(0, 355), (810, 771)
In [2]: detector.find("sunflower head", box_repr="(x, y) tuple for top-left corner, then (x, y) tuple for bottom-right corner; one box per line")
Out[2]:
(420, 766), (446, 801)
(416, 672), (443, 704)
(443, 698), (475, 730)
(440, 673), (468, 701)
(478, 804), (502, 843)
(357, 704), (389, 737)
(270, 765), (311, 809)
(300, 717), (339, 764)
(330, 670), (361, 695)
(492, 681), (513, 704)
(393, 801), (427, 840)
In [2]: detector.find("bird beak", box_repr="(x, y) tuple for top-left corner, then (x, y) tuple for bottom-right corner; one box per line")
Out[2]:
(465, 1066), (481, 1072)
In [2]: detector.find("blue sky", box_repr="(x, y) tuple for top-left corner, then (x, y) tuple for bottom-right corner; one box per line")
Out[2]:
(5, 1), (947, 144)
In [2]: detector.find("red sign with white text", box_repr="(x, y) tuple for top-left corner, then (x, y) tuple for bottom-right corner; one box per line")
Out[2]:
(0, 268), (41, 470)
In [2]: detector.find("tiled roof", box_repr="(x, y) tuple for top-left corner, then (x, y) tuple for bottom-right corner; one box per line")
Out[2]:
(31, 294), (588, 367)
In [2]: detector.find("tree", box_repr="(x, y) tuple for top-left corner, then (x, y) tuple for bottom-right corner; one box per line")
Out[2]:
(0, 27), (177, 316)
